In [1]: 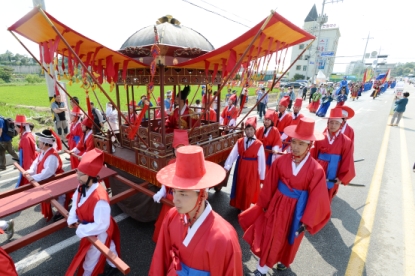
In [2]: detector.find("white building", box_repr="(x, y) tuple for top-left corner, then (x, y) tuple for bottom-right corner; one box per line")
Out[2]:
(287, 4), (341, 81)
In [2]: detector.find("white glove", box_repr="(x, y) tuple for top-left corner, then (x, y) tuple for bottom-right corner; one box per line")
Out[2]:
(153, 185), (167, 203)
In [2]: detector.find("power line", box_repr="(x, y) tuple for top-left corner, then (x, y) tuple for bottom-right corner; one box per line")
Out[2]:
(198, 0), (253, 23)
(182, 0), (251, 28)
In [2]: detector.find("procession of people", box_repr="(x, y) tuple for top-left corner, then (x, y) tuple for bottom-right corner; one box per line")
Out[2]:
(1, 75), (407, 276)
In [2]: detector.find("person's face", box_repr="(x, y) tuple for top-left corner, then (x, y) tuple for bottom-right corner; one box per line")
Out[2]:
(81, 124), (87, 132)
(264, 118), (272, 128)
(37, 140), (46, 151)
(174, 97), (180, 105)
(278, 105), (287, 113)
(245, 127), (255, 138)
(55, 95), (61, 102)
(172, 189), (199, 214)
(328, 119), (342, 133)
(228, 99), (233, 106)
(129, 105), (134, 111)
(76, 170), (89, 186)
(341, 89), (345, 95)
(293, 106), (301, 113)
(15, 124), (21, 132)
(291, 139), (309, 156)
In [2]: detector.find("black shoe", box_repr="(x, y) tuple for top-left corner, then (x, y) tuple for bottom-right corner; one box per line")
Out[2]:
(277, 264), (287, 271)
(100, 266), (119, 276)
(52, 213), (64, 222)
(252, 269), (266, 276)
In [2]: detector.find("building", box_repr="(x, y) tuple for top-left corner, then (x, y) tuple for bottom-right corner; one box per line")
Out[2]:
(287, 4), (341, 82)
(345, 60), (365, 76)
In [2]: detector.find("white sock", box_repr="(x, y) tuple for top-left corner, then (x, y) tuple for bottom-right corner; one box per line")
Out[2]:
(257, 261), (269, 274)
(0, 220), (7, 231)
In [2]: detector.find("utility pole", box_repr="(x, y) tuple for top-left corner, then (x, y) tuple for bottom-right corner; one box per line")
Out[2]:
(361, 32), (374, 63)
(312, 0), (343, 83)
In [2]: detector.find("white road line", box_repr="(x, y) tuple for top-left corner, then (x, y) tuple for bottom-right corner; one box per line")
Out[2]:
(15, 212), (129, 273)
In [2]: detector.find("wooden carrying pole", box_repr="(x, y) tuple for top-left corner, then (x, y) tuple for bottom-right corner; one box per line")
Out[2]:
(234, 38), (315, 129)
(34, 7), (149, 149)
(14, 163), (131, 275)
(188, 11), (275, 136)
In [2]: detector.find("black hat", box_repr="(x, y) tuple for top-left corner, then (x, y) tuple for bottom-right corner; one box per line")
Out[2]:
(177, 85), (190, 100)
(35, 129), (55, 144)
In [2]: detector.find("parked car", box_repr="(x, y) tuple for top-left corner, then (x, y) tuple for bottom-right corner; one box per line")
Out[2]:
(283, 82), (303, 88)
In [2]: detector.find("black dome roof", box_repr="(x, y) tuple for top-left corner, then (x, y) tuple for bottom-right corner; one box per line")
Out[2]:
(120, 21), (215, 51)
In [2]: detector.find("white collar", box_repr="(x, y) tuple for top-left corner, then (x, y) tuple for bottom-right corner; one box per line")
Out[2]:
(292, 153), (310, 176)
(327, 131), (340, 145)
(244, 135), (257, 149)
(84, 130), (93, 141)
(183, 201), (212, 247)
(39, 147), (53, 160)
(341, 122), (348, 134)
(227, 105), (234, 111)
(280, 111), (287, 120)
(77, 182), (99, 207)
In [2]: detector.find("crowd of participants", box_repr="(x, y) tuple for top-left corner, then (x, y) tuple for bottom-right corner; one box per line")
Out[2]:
(0, 78), (410, 275)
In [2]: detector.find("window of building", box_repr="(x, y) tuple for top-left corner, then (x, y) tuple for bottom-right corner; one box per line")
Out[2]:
(299, 44), (305, 49)
(296, 65), (301, 70)
(303, 65), (307, 71)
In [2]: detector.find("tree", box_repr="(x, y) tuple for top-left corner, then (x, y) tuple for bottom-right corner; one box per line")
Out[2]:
(0, 66), (14, 82)
(293, 73), (305, 80)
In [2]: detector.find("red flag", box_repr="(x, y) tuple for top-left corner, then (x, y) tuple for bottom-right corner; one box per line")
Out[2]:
(85, 91), (93, 118)
(127, 101), (149, 140)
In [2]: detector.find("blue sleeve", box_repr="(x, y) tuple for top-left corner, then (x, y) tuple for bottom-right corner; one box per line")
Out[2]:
(0, 119), (3, 129)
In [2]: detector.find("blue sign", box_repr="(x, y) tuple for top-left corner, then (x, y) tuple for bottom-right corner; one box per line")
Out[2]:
(321, 51), (335, 57)
(309, 61), (315, 65)
(318, 59), (326, 69)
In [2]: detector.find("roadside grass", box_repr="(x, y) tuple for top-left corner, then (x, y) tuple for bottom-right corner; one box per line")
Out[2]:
(0, 82), (279, 112)
(0, 103), (53, 151)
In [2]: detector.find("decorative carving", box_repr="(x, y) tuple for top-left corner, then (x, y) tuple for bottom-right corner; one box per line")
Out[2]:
(122, 47), (151, 56)
(174, 48), (202, 57)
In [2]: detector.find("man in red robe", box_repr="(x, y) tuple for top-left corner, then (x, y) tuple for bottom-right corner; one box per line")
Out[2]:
(220, 95), (238, 127)
(290, 98), (305, 126)
(126, 100), (139, 124)
(155, 97), (168, 119)
(239, 118), (331, 274)
(339, 105), (355, 143)
(256, 110), (282, 170)
(14, 115), (38, 187)
(224, 117), (266, 211)
(24, 129), (64, 221)
(201, 94), (217, 122)
(152, 129), (189, 242)
(66, 106), (83, 169)
(275, 96), (293, 151)
(0, 247), (18, 276)
(311, 107), (356, 202)
(165, 86), (199, 131)
(66, 149), (121, 276)
(150, 145), (243, 275)
(70, 118), (95, 158)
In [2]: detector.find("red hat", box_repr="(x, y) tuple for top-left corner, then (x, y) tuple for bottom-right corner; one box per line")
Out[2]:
(70, 105), (82, 116)
(157, 97), (161, 103)
(284, 117), (324, 141)
(77, 148), (104, 177)
(264, 109), (275, 121)
(173, 129), (189, 149)
(279, 96), (290, 107)
(245, 116), (257, 130)
(156, 145), (226, 189)
(229, 94), (237, 103)
(82, 118), (93, 128)
(340, 106), (355, 119)
(294, 98), (303, 107)
(324, 107), (344, 119)
(127, 100), (137, 106)
(15, 115), (27, 125)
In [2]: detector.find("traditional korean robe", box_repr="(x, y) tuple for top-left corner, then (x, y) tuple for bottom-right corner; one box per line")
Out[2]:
(16, 131), (38, 187)
(311, 132), (355, 201)
(74, 130), (94, 156)
(66, 183), (121, 276)
(341, 122), (355, 143)
(26, 147), (64, 220)
(166, 105), (199, 131)
(67, 119), (83, 169)
(0, 247), (17, 276)
(239, 153), (331, 268)
(290, 113), (305, 126)
(275, 111), (293, 135)
(256, 126), (282, 170)
(224, 137), (266, 210)
(149, 203), (243, 276)
(202, 108), (217, 122)
(220, 105), (238, 126)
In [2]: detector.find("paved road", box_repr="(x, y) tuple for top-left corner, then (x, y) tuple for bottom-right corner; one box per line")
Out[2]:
(1, 85), (414, 275)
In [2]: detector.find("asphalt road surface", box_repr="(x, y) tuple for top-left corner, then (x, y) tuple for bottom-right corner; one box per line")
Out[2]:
(1, 85), (414, 275)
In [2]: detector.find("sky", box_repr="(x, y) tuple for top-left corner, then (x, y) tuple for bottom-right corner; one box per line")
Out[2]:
(1, 0), (413, 73)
